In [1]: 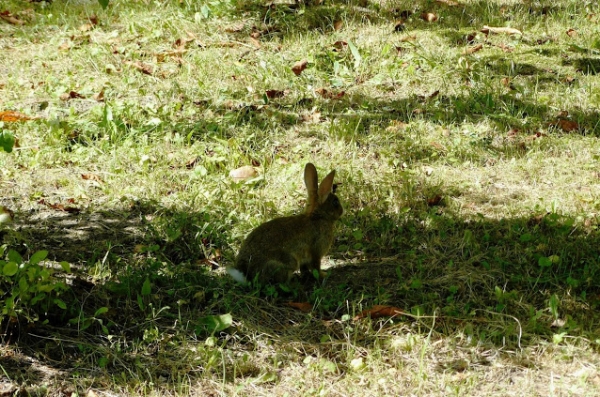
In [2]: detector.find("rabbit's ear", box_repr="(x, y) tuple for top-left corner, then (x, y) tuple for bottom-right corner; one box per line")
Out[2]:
(304, 163), (319, 213)
(318, 170), (335, 204)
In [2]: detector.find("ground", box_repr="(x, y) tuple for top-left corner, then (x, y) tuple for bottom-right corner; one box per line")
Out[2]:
(1, 0), (600, 395)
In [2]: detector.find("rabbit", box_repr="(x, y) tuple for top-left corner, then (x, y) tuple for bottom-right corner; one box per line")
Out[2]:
(227, 163), (343, 284)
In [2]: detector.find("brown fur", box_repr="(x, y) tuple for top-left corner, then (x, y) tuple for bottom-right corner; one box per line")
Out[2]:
(233, 163), (343, 284)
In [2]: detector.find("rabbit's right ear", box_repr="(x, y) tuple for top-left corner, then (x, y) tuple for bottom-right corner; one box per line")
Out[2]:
(318, 170), (335, 204)
(304, 163), (319, 214)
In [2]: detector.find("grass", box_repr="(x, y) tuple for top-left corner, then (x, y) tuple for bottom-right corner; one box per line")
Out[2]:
(2, 0), (600, 395)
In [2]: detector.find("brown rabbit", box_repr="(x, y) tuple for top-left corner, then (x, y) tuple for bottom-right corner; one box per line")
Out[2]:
(227, 163), (343, 284)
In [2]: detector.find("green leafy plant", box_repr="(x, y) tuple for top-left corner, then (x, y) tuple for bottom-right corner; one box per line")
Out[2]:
(0, 248), (71, 324)
(0, 130), (15, 153)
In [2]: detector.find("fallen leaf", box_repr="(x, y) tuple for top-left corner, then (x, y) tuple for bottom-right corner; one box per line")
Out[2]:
(60, 91), (86, 101)
(332, 40), (347, 51)
(399, 34), (417, 42)
(427, 195), (443, 206)
(93, 90), (105, 102)
(525, 131), (546, 141)
(566, 28), (578, 38)
(0, 110), (34, 122)
(421, 12), (438, 22)
(301, 110), (322, 123)
(463, 32), (477, 44)
(265, 89), (286, 99)
(81, 173), (103, 183)
(79, 23), (94, 32)
(386, 120), (408, 132)
(394, 21), (406, 32)
(315, 87), (345, 99)
(292, 59), (308, 76)
(564, 76), (576, 84)
(229, 165), (258, 182)
(0, 11), (24, 25)
(287, 302), (312, 313)
(125, 60), (153, 75)
(463, 43), (483, 55)
(430, 141), (447, 152)
(481, 25), (522, 36)
(224, 23), (244, 33)
(354, 305), (404, 320)
(185, 157), (200, 169)
(249, 36), (261, 49)
(333, 20), (343, 31)
(551, 119), (579, 132)
(38, 199), (80, 214)
(495, 43), (514, 52)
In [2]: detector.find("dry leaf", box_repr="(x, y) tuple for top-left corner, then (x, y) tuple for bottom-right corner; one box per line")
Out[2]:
(333, 20), (343, 31)
(427, 195), (443, 206)
(292, 59), (308, 76)
(0, 11), (24, 25)
(501, 77), (511, 87)
(421, 12), (438, 22)
(81, 173), (103, 183)
(481, 26), (522, 36)
(224, 23), (244, 33)
(315, 88), (345, 99)
(93, 90), (105, 102)
(551, 119), (579, 132)
(564, 76), (576, 84)
(566, 28), (578, 38)
(399, 34), (417, 42)
(38, 199), (80, 214)
(229, 165), (258, 182)
(79, 23), (94, 32)
(287, 302), (312, 313)
(125, 61), (153, 75)
(60, 91), (86, 101)
(354, 305), (404, 320)
(495, 43), (514, 52)
(430, 141), (447, 152)
(301, 110), (322, 123)
(394, 22), (406, 32)
(185, 157), (200, 169)
(332, 40), (348, 51)
(0, 110), (34, 122)
(249, 36), (261, 48)
(463, 43), (483, 55)
(386, 120), (408, 132)
(265, 89), (286, 99)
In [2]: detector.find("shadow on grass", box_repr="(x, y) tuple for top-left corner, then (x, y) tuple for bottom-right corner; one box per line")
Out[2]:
(228, 0), (570, 38)
(2, 177), (600, 392)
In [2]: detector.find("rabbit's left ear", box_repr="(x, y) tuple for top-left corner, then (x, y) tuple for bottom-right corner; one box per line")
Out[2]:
(304, 163), (319, 214)
(318, 170), (335, 204)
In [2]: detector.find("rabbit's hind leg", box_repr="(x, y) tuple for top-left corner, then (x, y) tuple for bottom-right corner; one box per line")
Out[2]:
(258, 251), (298, 284)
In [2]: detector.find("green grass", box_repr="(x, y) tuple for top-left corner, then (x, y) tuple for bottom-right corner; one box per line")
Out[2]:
(2, 0), (600, 395)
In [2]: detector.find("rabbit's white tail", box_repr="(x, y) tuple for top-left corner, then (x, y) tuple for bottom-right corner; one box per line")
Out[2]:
(226, 267), (248, 283)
